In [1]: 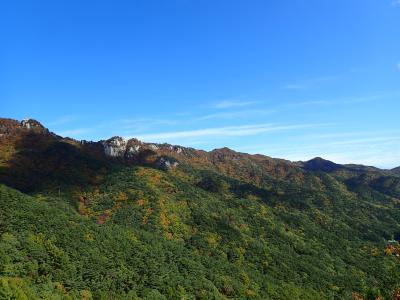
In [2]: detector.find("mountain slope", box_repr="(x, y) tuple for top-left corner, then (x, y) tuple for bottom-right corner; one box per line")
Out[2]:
(0, 118), (400, 299)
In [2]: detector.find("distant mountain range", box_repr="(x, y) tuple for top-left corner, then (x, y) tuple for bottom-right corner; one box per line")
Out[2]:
(0, 118), (399, 299)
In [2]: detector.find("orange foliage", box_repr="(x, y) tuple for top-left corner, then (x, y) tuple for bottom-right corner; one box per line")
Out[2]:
(160, 212), (170, 229)
(385, 245), (400, 257)
(351, 293), (364, 300)
(78, 196), (89, 216)
(96, 213), (110, 225)
(137, 167), (162, 185)
(142, 208), (153, 225)
(393, 289), (400, 300)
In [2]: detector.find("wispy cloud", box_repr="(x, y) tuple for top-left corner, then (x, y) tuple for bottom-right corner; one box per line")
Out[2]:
(299, 129), (400, 140)
(283, 151), (400, 169)
(283, 100), (330, 107)
(397, 62), (400, 70)
(214, 100), (258, 109)
(47, 115), (78, 126)
(392, 0), (400, 6)
(238, 132), (400, 168)
(283, 75), (339, 90)
(283, 92), (399, 108)
(57, 128), (92, 137)
(113, 108), (275, 131)
(132, 123), (325, 142)
(196, 109), (275, 121)
(119, 118), (178, 129)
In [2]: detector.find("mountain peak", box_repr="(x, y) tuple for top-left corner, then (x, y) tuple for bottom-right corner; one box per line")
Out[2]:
(303, 157), (342, 172)
(20, 118), (46, 130)
(211, 147), (237, 154)
(0, 118), (48, 136)
(392, 166), (400, 174)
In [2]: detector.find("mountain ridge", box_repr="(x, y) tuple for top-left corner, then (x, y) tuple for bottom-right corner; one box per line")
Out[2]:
(1, 117), (400, 299)
(1, 118), (396, 172)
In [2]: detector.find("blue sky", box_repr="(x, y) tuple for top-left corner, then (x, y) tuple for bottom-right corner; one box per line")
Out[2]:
(1, 0), (400, 168)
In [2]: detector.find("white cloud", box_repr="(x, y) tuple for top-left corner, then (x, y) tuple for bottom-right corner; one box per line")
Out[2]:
(300, 129), (400, 140)
(119, 118), (178, 129)
(132, 123), (323, 142)
(47, 115), (78, 126)
(397, 62), (400, 70)
(214, 100), (258, 109)
(233, 129), (400, 169)
(316, 151), (400, 169)
(392, 0), (400, 6)
(283, 75), (339, 90)
(57, 128), (92, 137)
(196, 109), (275, 121)
(283, 92), (399, 109)
(276, 138), (400, 168)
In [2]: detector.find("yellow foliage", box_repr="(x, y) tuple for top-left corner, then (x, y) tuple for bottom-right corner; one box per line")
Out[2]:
(84, 232), (95, 242)
(240, 272), (251, 285)
(178, 200), (188, 208)
(115, 191), (128, 202)
(371, 247), (380, 256)
(127, 231), (138, 242)
(80, 289), (93, 300)
(206, 233), (221, 247)
(245, 289), (257, 298)
(239, 223), (249, 232)
(246, 194), (260, 201)
(55, 282), (67, 293)
(136, 167), (163, 185)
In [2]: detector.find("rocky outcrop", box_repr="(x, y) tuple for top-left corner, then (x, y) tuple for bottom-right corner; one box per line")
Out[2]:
(127, 145), (141, 156)
(155, 156), (179, 171)
(21, 119), (47, 132)
(148, 144), (159, 151)
(101, 137), (146, 158)
(100, 137), (193, 161)
(102, 136), (127, 157)
(0, 118), (48, 137)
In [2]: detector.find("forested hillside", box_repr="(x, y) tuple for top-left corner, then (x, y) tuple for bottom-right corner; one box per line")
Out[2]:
(0, 118), (399, 299)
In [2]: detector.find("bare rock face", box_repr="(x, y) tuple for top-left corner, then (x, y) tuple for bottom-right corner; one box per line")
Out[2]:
(127, 145), (141, 156)
(148, 144), (159, 151)
(21, 119), (47, 131)
(102, 136), (127, 157)
(155, 156), (179, 171)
